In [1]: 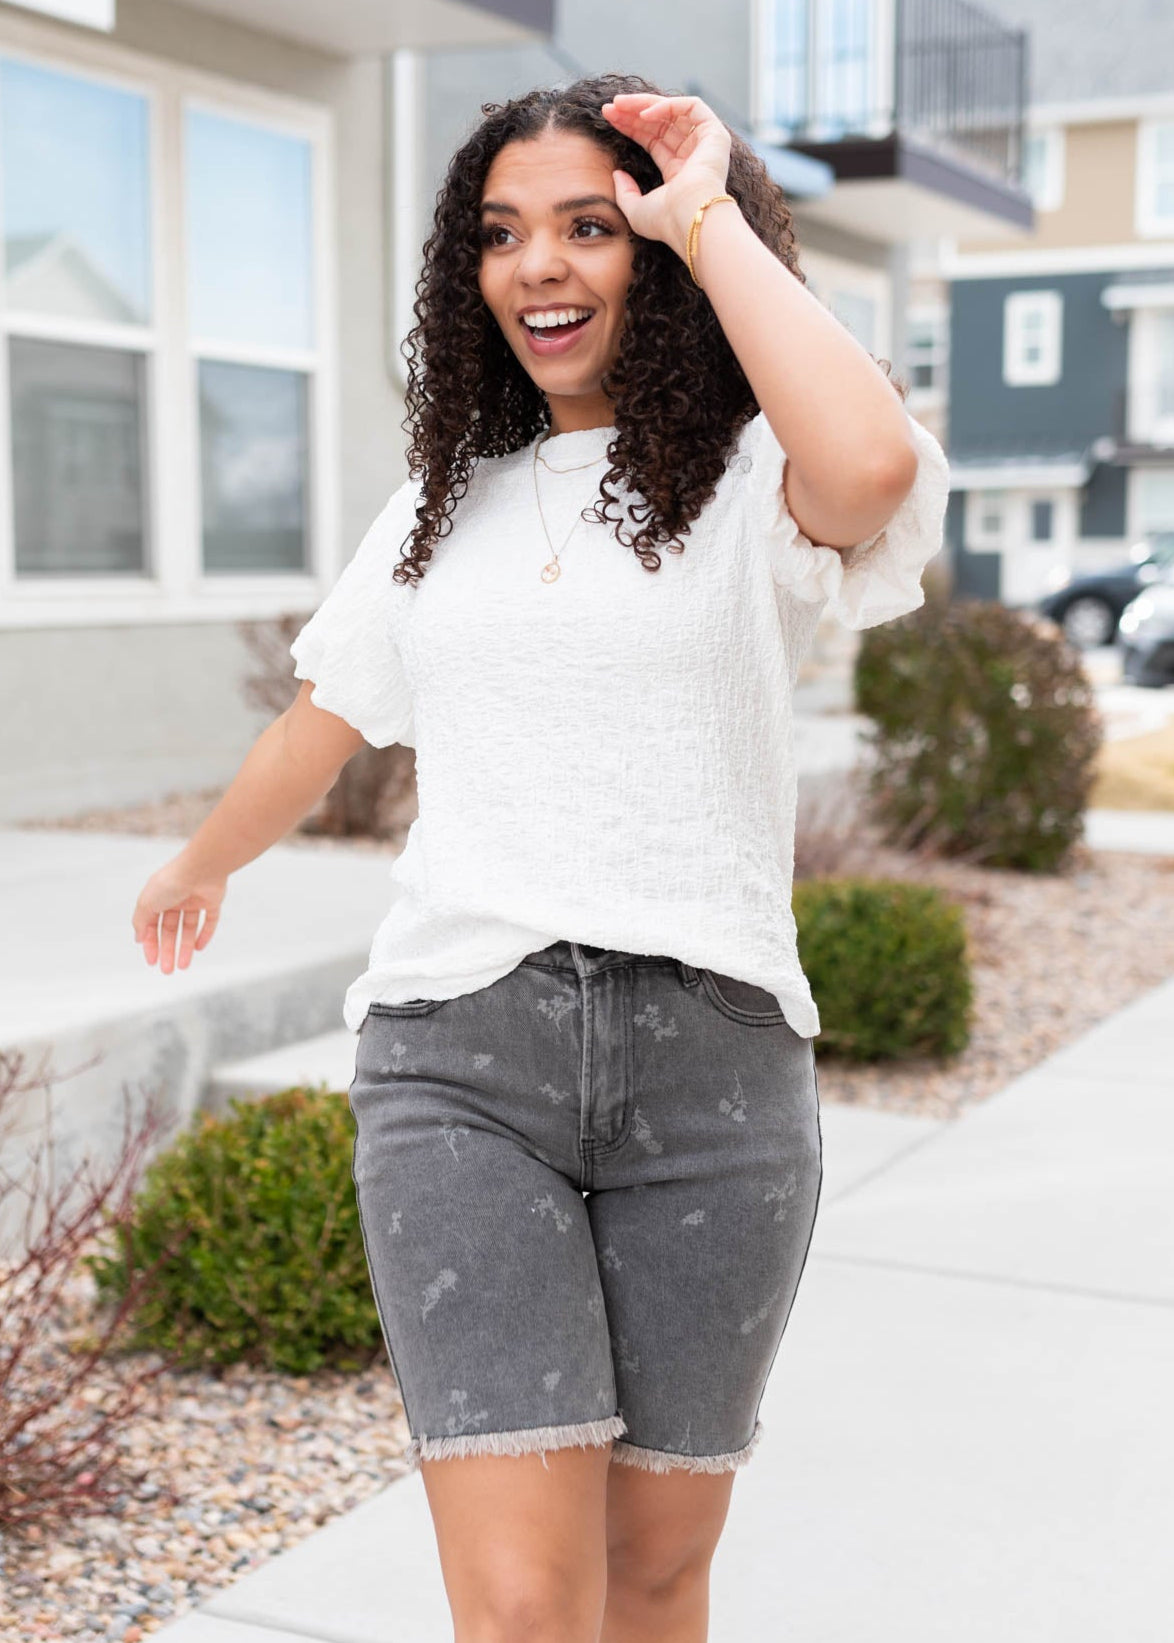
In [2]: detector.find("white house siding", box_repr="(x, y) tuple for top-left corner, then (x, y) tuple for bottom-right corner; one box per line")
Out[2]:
(0, 1), (408, 821)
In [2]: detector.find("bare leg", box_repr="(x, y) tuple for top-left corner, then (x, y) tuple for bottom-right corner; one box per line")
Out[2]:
(420, 1442), (613, 1643)
(601, 1464), (737, 1643)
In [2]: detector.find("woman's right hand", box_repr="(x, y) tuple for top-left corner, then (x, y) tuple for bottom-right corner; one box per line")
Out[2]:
(131, 853), (228, 974)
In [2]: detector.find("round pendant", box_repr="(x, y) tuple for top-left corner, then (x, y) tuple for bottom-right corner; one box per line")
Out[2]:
(541, 560), (561, 583)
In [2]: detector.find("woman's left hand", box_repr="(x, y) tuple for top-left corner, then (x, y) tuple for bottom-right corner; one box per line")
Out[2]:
(601, 92), (733, 259)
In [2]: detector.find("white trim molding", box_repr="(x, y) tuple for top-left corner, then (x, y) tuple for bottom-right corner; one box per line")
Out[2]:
(387, 48), (424, 399)
(1102, 281), (1174, 311)
(941, 241), (1174, 279)
(950, 457), (1092, 492)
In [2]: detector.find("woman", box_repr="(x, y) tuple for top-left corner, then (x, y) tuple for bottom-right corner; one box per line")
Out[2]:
(132, 72), (948, 1643)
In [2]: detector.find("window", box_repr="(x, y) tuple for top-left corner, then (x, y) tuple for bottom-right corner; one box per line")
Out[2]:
(1022, 127), (1065, 212)
(1126, 308), (1174, 445)
(968, 489), (1007, 547)
(906, 306), (948, 394)
(0, 55), (152, 576)
(758, 0), (884, 141)
(1003, 290), (1063, 386)
(1132, 469), (1174, 536)
(1137, 119), (1174, 237)
(185, 105), (315, 573)
(0, 31), (331, 626)
(1030, 499), (1054, 542)
(762, 0), (809, 134)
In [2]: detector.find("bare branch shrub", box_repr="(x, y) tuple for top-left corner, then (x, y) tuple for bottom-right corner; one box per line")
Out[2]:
(0, 1048), (191, 1546)
(237, 614), (417, 843)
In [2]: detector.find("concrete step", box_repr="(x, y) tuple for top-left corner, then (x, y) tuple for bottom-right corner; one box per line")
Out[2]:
(208, 1028), (359, 1112)
(0, 827), (397, 1260)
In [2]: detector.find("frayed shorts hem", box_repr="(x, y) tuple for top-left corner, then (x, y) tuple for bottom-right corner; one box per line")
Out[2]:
(402, 1412), (627, 1471)
(609, 1419), (764, 1475)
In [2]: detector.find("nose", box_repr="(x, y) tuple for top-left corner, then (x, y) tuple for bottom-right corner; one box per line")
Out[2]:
(515, 226), (571, 287)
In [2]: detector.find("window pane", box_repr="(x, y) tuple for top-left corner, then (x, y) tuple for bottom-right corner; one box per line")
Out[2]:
(1031, 500), (1053, 541)
(186, 107), (313, 350)
(0, 56), (151, 324)
(818, 0), (875, 137)
(199, 360), (308, 573)
(1157, 313), (1174, 419)
(772, 0), (809, 129)
(10, 335), (148, 575)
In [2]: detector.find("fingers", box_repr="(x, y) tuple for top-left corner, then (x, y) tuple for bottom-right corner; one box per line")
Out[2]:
(602, 93), (718, 166)
(604, 91), (712, 134)
(134, 901), (215, 971)
(194, 907), (219, 951)
(158, 908), (184, 974)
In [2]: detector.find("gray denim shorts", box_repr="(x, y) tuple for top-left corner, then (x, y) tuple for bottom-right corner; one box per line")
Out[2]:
(347, 939), (823, 1475)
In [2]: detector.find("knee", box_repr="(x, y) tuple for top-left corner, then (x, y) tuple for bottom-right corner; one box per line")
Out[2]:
(606, 1530), (714, 1604)
(460, 1559), (604, 1642)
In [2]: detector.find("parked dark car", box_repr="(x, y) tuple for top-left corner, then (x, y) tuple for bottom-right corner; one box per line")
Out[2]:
(1118, 570), (1174, 686)
(1038, 532), (1174, 648)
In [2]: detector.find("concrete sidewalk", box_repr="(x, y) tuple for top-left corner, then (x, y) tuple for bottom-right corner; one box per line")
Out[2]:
(158, 977), (1174, 1643)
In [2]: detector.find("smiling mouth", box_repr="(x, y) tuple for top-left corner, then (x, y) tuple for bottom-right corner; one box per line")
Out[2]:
(519, 311), (595, 336)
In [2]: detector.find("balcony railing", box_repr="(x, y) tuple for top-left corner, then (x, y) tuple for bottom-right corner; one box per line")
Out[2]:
(761, 0), (1028, 188)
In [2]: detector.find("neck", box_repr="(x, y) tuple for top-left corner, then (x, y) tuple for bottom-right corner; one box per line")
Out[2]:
(544, 389), (616, 438)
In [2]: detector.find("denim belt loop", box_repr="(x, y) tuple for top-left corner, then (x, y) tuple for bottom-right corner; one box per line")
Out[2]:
(677, 960), (700, 987)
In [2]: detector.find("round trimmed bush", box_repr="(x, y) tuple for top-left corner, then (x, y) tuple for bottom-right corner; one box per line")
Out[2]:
(794, 877), (972, 1060)
(83, 1087), (380, 1374)
(854, 595), (1102, 872)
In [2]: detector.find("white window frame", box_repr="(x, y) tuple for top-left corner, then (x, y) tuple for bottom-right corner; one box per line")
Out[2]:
(1125, 306), (1174, 446)
(1136, 118), (1174, 239)
(1022, 124), (1065, 212)
(966, 489), (1008, 548)
(0, 13), (337, 630)
(1003, 289), (1063, 386)
(905, 301), (949, 403)
(1127, 466), (1174, 541)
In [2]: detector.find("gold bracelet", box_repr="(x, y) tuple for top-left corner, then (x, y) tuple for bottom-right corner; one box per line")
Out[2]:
(685, 193), (737, 289)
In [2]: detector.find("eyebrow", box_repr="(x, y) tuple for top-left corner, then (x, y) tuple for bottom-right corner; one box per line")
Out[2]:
(479, 194), (619, 217)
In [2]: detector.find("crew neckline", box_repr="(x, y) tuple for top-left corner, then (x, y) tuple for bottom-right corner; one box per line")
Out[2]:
(532, 423), (616, 465)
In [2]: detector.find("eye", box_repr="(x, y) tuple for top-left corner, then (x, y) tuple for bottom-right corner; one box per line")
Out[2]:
(477, 215), (616, 247)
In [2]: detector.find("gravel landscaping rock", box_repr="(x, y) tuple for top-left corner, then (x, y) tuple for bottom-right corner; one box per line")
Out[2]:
(5, 782), (1173, 1640)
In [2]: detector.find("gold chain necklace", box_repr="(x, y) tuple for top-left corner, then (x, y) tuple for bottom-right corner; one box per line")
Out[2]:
(532, 432), (608, 584)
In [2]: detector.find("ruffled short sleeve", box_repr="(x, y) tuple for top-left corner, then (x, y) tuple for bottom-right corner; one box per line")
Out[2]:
(735, 406), (950, 631)
(289, 478), (419, 748)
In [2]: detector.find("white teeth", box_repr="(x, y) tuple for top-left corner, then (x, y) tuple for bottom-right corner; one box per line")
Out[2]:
(522, 307), (592, 331)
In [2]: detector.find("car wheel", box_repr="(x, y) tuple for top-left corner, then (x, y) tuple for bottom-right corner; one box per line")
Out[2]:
(1061, 595), (1117, 648)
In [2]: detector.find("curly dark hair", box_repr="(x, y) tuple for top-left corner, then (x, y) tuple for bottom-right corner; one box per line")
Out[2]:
(393, 70), (907, 586)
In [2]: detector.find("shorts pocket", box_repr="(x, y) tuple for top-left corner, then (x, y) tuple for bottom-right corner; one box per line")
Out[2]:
(366, 997), (446, 1018)
(698, 969), (789, 1026)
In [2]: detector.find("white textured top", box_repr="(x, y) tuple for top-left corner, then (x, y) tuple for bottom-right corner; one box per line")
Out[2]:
(289, 408), (950, 1036)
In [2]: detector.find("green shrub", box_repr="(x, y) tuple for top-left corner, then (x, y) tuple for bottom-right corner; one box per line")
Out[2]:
(83, 1087), (380, 1374)
(794, 877), (972, 1060)
(854, 595), (1102, 872)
